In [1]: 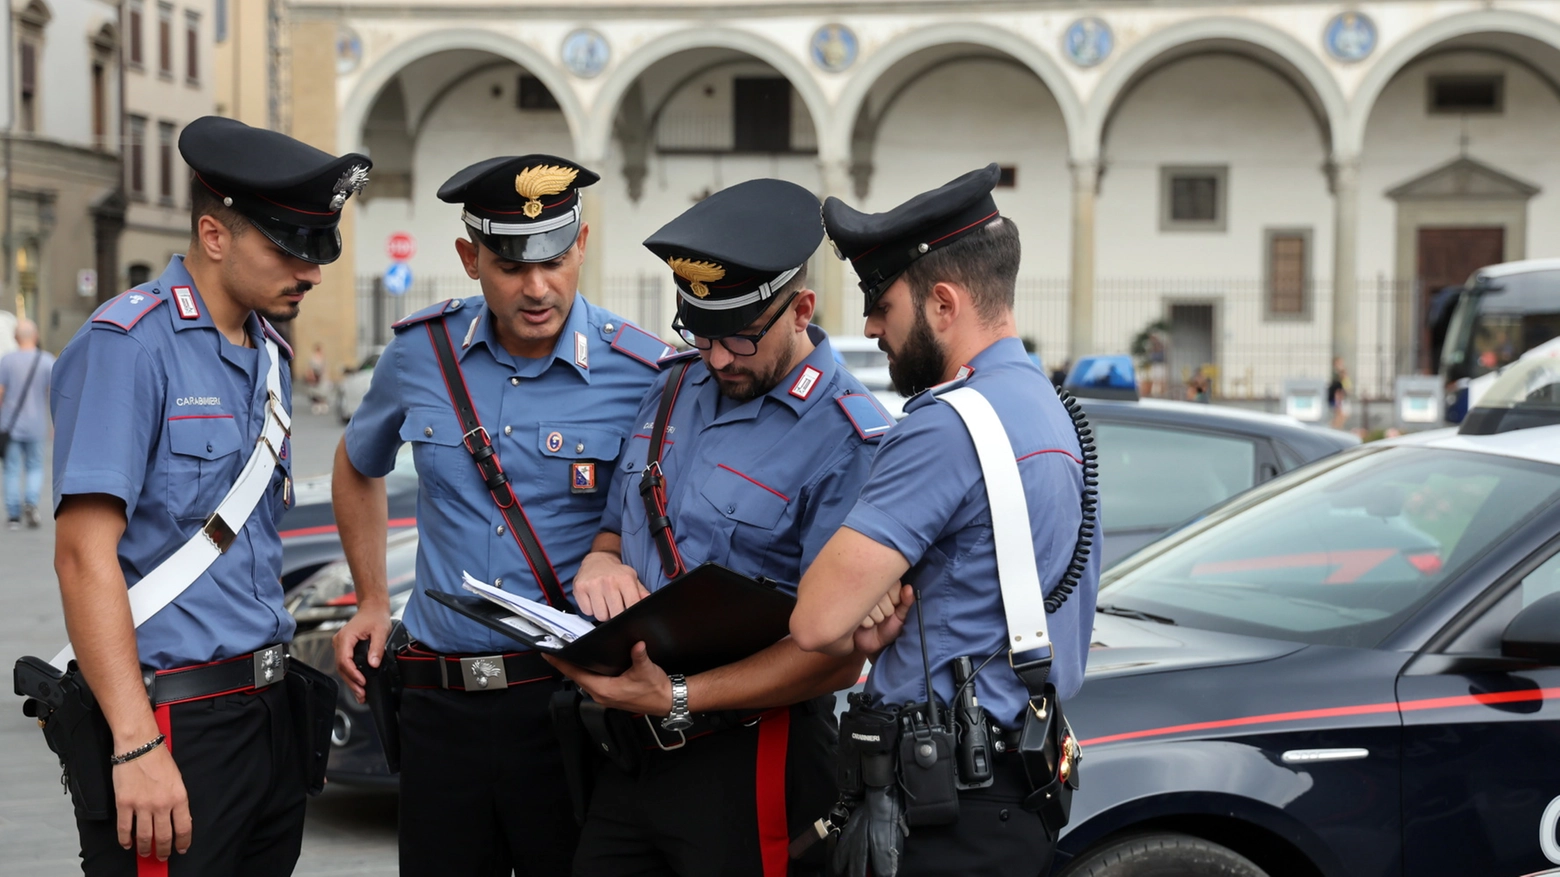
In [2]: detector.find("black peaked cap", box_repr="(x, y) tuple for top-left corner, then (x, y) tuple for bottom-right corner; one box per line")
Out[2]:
(823, 164), (1002, 315)
(180, 116), (371, 265)
(438, 155), (600, 263)
(644, 178), (823, 339)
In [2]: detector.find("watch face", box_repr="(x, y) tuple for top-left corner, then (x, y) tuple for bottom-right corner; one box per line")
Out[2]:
(660, 716), (695, 732)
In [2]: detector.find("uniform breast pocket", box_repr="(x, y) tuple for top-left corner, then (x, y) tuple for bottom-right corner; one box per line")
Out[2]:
(535, 423), (624, 500)
(398, 407), (466, 497)
(166, 416), (244, 522)
(699, 465), (792, 553)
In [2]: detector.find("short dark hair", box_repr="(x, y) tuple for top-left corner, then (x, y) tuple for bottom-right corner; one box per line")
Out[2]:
(901, 216), (1020, 325)
(189, 176), (250, 239)
(776, 262), (809, 301)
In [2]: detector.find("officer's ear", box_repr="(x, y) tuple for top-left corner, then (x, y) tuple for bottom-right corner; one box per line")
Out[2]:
(454, 237), (481, 280)
(192, 213), (234, 264)
(790, 290), (816, 330)
(926, 280), (964, 330)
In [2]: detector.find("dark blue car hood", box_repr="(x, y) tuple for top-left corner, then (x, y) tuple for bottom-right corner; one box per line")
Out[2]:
(1086, 613), (1305, 680)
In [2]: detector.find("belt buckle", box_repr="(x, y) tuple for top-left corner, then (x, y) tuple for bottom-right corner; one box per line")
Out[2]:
(643, 714), (686, 751)
(252, 645), (286, 688)
(458, 655), (507, 691)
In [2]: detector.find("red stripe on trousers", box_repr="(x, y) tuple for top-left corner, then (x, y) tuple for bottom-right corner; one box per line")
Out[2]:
(136, 704), (174, 877)
(755, 707), (792, 877)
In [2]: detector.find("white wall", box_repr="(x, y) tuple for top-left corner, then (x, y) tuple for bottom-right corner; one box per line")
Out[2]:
(1358, 50), (1560, 275)
(29, 0), (119, 148)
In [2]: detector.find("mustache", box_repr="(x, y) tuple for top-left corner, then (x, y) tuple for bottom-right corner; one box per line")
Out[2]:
(283, 282), (314, 296)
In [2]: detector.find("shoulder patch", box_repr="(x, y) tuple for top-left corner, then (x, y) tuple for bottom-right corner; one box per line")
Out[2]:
(837, 393), (895, 441)
(260, 319), (294, 359)
(91, 289), (166, 333)
(659, 348), (700, 365)
(609, 323), (675, 369)
(391, 298), (461, 331)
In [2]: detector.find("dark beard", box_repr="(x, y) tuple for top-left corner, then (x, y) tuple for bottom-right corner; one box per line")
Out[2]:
(715, 331), (797, 402)
(886, 310), (947, 397)
(255, 283), (311, 323)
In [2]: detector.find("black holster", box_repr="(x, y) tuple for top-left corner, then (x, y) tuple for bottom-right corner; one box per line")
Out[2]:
(577, 697), (642, 775)
(355, 622), (407, 773)
(14, 656), (114, 820)
(1016, 685), (1080, 839)
(549, 684), (595, 826)
(284, 657), (339, 796)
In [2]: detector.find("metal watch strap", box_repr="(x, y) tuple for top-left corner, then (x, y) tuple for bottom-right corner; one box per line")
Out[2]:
(640, 360), (693, 580)
(425, 321), (572, 612)
(661, 673), (692, 731)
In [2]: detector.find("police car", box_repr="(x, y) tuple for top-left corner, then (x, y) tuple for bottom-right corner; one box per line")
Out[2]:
(1062, 356), (1358, 566)
(1052, 355), (1560, 876)
(277, 443), (418, 591)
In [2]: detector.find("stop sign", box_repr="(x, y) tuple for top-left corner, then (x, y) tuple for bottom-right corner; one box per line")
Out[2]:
(387, 232), (417, 262)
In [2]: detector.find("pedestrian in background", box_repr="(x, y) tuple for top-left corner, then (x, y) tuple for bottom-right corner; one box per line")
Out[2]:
(307, 342), (330, 415)
(0, 318), (54, 529)
(1329, 357), (1350, 429)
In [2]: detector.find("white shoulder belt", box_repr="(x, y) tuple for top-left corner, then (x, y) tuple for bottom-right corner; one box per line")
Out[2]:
(53, 338), (290, 666)
(938, 387), (1053, 662)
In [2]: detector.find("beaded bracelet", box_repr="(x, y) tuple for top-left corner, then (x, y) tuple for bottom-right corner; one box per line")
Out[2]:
(110, 734), (167, 766)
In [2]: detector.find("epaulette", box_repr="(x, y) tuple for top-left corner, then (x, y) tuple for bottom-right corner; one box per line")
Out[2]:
(259, 318), (294, 359)
(837, 393), (895, 441)
(609, 323), (675, 369)
(391, 298), (463, 331)
(91, 288), (165, 333)
(904, 373), (972, 414)
(658, 348), (700, 365)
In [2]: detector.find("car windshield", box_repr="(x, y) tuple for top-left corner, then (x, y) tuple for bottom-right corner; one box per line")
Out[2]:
(1443, 269), (1560, 378)
(1100, 446), (1560, 648)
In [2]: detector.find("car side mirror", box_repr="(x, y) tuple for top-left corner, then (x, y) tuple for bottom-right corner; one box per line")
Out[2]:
(1501, 591), (1560, 664)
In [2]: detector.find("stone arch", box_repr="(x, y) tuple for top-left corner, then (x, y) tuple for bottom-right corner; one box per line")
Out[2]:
(582, 27), (830, 162)
(338, 27), (585, 157)
(1087, 17), (1349, 159)
(831, 22), (1085, 163)
(1346, 9), (1560, 154)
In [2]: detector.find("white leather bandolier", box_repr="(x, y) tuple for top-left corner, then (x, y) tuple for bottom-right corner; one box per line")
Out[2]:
(938, 387), (1053, 663)
(52, 338), (289, 666)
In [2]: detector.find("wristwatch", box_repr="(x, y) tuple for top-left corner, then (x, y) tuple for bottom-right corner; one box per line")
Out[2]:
(661, 674), (693, 732)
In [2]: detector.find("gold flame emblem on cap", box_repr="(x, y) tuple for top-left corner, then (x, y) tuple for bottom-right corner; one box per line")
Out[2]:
(514, 165), (580, 219)
(667, 258), (725, 298)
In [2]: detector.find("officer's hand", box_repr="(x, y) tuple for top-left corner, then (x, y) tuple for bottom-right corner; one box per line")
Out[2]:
(862, 582), (906, 627)
(853, 585), (915, 659)
(333, 604), (392, 704)
(113, 743), (192, 861)
(573, 551), (650, 621)
(544, 642), (673, 715)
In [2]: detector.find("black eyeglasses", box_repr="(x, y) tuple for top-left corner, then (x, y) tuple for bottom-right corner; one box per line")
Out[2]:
(673, 291), (799, 357)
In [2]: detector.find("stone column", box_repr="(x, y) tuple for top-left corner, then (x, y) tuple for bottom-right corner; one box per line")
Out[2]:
(816, 153), (853, 335)
(288, 19), (360, 376)
(1068, 159), (1100, 362)
(1330, 156), (1360, 389)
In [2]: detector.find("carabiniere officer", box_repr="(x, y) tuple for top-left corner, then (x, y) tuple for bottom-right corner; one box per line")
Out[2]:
(791, 165), (1101, 876)
(548, 179), (889, 876)
(331, 155), (664, 874)
(50, 116), (369, 875)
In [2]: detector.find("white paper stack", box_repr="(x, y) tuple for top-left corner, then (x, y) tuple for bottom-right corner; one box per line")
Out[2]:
(460, 572), (597, 646)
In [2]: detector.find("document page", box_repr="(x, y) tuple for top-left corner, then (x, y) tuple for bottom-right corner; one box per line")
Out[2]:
(460, 572), (598, 643)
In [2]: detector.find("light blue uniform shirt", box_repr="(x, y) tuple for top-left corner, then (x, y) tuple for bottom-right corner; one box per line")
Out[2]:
(603, 326), (889, 594)
(346, 294), (661, 653)
(845, 337), (1100, 728)
(51, 256), (296, 669)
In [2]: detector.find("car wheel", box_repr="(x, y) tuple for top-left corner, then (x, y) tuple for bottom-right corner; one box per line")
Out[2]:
(1060, 832), (1269, 877)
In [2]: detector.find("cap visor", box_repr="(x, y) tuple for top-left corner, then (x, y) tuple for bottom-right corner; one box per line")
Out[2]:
(677, 298), (770, 340)
(477, 221), (581, 263)
(252, 218), (343, 265)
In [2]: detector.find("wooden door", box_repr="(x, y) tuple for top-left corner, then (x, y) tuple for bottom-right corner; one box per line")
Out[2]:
(1416, 227), (1504, 371)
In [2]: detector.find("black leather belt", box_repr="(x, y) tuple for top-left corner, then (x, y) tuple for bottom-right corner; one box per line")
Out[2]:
(398, 645), (558, 692)
(150, 644), (288, 707)
(632, 708), (768, 751)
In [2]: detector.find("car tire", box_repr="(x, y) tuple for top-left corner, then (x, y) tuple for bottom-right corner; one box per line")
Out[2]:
(1060, 832), (1269, 877)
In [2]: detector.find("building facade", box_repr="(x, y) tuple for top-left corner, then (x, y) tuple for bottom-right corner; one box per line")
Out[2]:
(285, 0), (1560, 399)
(2, 0), (122, 350)
(119, 0), (216, 293)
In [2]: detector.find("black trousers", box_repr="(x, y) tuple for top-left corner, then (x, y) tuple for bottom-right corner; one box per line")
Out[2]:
(76, 683), (307, 877)
(574, 699), (839, 877)
(898, 753), (1056, 877)
(398, 680), (579, 876)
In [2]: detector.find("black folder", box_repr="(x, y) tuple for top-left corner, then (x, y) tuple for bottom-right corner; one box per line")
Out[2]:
(426, 562), (796, 676)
